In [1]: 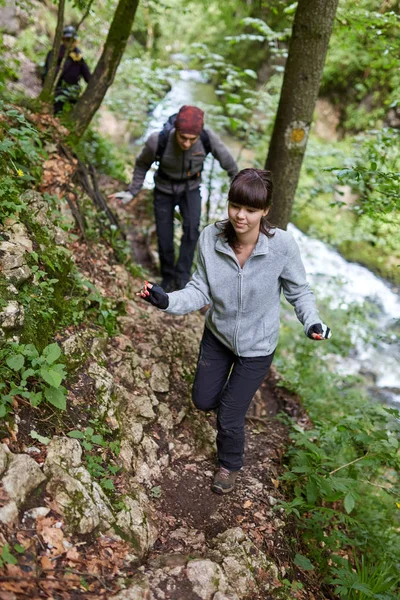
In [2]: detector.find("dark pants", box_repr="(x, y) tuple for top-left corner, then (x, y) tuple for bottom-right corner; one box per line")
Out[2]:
(153, 187), (202, 285)
(192, 327), (274, 471)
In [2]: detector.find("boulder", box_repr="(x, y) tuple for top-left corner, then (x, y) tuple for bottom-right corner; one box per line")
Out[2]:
(2, 454), (46, 506)
(150, 363), (170, 393)
(44, 437), (113, 535)
(0, 301), (24, 330)
(186, 559), (227, 600)
(115, 494), (157, 559)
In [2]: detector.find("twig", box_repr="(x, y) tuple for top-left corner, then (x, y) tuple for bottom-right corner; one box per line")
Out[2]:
(359, 479), (392, 492)
(246, 416), (270, 424)
(328, 453), (369, 476)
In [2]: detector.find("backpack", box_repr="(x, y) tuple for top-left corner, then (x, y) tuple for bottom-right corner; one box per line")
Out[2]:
(155, 113), (211, 163)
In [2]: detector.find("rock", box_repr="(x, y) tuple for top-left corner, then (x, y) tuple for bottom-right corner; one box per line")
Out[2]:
(90, 335), (109, 358)
(268, 495), (279, 506)
(24, 507), (50, 519)
(115, 494), (157, 559)
(0, 240), (31, 286)
(117, 362), (135, 386)
(186, 559), (226, 600)
(213, 594), (240, 600)
(157, 403), (174, 431)
(150, 363), (170, 393)
(88, 362), (114, 416)
(117, 387), (155, 421)
(0, 501), (19, 525)
(0, 444), (10, 475)
(273, 518), (285, 529)
(62, 333), (87, 365)
(45, 437), (82, 469)
(0, 301), (24, 330)
(44, 437), (113, 534)
(110, 578), (150, 599)
(210, 527), (279, 595)
(2, 454), (46, 506)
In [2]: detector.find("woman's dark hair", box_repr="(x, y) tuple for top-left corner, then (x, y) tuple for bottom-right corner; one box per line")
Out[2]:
(216, 168), (275, 247)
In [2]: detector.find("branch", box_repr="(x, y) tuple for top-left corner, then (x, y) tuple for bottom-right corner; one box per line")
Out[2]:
(39, 0), (66, 105)
(328, 453), (369, 476)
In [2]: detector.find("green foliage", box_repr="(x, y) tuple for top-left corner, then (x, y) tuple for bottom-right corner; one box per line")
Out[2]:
(292, 131), (400, 284)
(0, 544), (18, 567)
(275, 302), (400, 595)
(74, 128), (128, 181)
(330, 555), (400, 600)
(327, 128), (400, 216)
(0, 342), (68, 417)
(321, 0), (400, 131)
(0, 102), (44, 222)
(68, 422), (120, 494)
(189, 43), (282, 141)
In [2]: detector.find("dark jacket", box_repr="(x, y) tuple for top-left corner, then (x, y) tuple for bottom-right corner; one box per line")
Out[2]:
(128, 127), (239, 197)
(43, 45), (91, 88)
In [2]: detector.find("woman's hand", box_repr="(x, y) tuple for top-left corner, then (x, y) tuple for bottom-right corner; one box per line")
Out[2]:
(136, 281), (169, 309)
(307, 323), (331, 340)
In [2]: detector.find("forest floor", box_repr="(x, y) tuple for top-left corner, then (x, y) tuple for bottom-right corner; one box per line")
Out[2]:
(0, 143), (329, 600)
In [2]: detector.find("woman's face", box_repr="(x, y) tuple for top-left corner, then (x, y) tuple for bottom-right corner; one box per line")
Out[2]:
(228, 202), (268, 236)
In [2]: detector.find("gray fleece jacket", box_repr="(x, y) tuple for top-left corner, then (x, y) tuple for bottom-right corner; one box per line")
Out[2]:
(128, 128), (238, 197)
(165, 223), (321, 357)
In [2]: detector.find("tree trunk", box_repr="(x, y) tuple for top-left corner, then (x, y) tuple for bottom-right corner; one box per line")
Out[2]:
(39, 0), (65, 106)
(265, 0), (339, 229)
(71, 0), (140, 138)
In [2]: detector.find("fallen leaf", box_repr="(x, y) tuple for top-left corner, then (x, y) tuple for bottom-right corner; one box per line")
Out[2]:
(243, 500), (252, 509)
(271, 478), (280, 488)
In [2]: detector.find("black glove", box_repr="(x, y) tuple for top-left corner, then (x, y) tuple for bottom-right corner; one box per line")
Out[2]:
(143, 282), (169, 310)
(307, 323), (331, 340)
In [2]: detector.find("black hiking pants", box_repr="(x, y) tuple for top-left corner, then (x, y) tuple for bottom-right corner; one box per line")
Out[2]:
(153, 187), (202, 286)
(192, 327), (274, 471)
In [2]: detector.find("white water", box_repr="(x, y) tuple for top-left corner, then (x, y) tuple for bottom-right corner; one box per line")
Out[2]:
(136, 70), (400, 405)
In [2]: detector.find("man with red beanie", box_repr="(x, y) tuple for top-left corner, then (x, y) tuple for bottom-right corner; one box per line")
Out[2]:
(111, 105), (238, 292)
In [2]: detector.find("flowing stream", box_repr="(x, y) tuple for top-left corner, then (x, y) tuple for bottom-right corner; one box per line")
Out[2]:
(132, 70), (400, 406)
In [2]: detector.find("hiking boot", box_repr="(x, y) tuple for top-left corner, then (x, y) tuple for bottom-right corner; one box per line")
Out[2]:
(212, 467), (239, 495)
(161, 278), (176, 293)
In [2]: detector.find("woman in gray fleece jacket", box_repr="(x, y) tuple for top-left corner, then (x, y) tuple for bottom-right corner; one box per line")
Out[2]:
(138, 168), (331, 495)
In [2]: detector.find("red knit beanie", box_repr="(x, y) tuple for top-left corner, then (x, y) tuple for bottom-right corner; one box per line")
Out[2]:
(175, 105), (204, 135)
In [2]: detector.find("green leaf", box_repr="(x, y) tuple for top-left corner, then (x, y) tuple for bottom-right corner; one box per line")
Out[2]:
(14, 544), (25, 554)
(344, 493), (355, 514)
(40, 367), (63, 388)
(306, 478), (319, 504)
(30, 391), (43, 407)
(30, 430), (51, 445)
(150, 486), (162, 498)
(42, 343), (61, 365)
(1, 544), (17, 565)
(101, 478), (114, 490)
(85, 427), (94, 438)
(21, 368), (35, 380)
(294, 553), (314, 571)
(6, 354), (25, 371)
(23, 344), (39, 358)
(44, 387), (66, 410)
(0, 404), (7, 418)
(82, 441), (93, 451)
(91, 435), (105, 446)
(67, 430), (85, 439)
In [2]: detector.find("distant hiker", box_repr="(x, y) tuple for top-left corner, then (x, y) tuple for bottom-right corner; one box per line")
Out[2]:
(42, 25), (91, 114)
(111, 105), (238, 292)
(138, 168), (331, 495)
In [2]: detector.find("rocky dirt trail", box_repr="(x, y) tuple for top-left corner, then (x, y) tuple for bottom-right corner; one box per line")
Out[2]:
(0, 144), (324, 600)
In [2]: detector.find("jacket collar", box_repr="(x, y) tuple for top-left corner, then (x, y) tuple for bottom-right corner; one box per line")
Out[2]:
(215, 231), (270, 257)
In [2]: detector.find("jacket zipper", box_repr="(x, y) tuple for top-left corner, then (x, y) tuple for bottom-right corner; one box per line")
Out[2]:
(233, 269), (243, 355)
